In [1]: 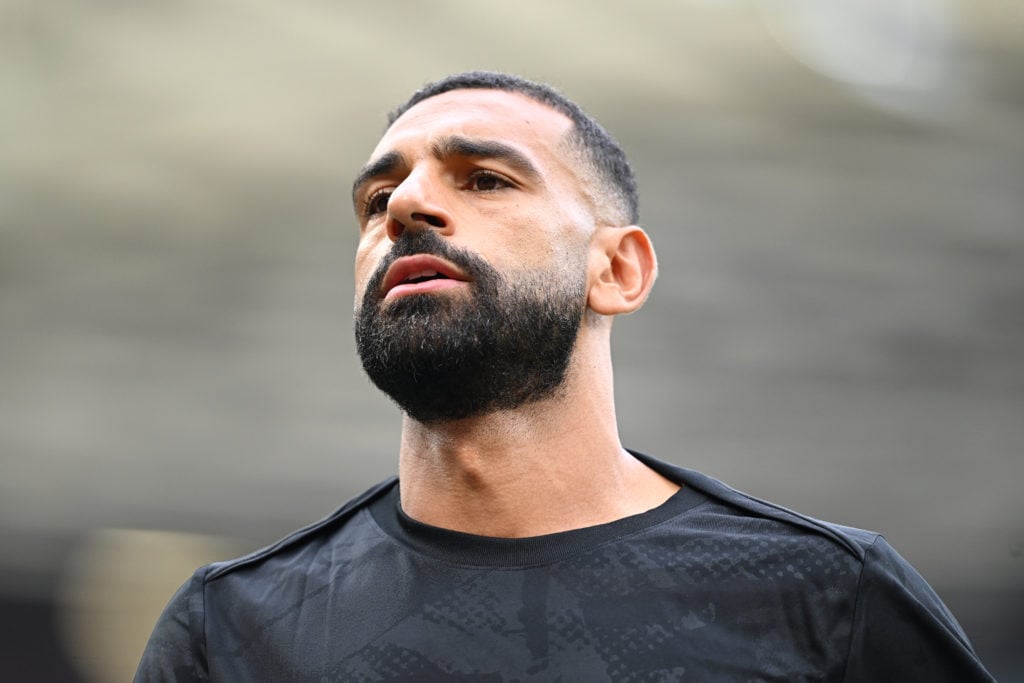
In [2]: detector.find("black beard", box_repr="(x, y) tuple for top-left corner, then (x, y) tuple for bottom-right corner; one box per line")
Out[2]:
(354, 230), (586, 424)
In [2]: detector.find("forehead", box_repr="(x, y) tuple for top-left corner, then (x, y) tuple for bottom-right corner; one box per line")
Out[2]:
(372, 89), (574, 163)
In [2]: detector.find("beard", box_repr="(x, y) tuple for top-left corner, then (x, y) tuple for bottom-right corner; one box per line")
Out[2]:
(354, 230), (586, 424)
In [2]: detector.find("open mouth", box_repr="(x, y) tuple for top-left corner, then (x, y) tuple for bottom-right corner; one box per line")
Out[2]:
(381, 255), (469, 301)
(402, 269), (449, 285)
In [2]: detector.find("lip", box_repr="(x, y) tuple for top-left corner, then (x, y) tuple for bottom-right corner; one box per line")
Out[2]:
(380, 254), (470, 301)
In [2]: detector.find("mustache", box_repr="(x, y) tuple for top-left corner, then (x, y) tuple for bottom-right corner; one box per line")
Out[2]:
(363, 230), (496, 304)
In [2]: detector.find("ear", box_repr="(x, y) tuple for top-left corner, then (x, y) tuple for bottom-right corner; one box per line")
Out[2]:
(587, 226), (658, 316)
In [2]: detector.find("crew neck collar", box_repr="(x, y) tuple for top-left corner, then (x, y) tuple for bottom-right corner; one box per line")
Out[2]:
(368, 461), (706, 569)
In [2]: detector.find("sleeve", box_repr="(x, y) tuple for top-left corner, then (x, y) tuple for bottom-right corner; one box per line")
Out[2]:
(133, 568), (209, 682)
(842, 536), (996, 683)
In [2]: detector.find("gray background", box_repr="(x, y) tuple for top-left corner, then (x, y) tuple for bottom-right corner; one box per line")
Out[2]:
(1, 1), (1021, 680)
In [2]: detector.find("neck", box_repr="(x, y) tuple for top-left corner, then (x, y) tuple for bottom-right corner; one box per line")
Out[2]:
(395, 333), (679, 537)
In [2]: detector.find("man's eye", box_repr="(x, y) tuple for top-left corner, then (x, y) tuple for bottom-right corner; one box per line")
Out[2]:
(467, 171), (511, 192)
(363, 190), (392, 217)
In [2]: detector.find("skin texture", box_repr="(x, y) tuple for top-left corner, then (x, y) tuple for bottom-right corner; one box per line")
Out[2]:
(352, 89), (677, 538)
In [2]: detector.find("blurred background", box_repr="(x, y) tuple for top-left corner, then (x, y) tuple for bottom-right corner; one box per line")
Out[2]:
(2, 0), (1022, 680)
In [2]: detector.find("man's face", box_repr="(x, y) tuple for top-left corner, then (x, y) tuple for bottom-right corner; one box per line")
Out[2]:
(351, 89), (598, 422)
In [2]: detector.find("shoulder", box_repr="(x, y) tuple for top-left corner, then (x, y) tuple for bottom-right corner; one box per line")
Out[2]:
(631, 450), (880, 561)
(631, 450), (995, 682)
(205, 476), (397, 583)
(134, 478), (398, 681)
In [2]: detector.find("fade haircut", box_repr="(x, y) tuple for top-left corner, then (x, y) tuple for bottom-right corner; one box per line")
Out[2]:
(388, 71), (639, 226)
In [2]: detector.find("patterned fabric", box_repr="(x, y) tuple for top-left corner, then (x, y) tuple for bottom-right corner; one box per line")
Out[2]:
(135, 452), (994, 682)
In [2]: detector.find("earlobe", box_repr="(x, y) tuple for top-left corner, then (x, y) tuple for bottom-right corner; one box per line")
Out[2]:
(587, 226), (658, 316)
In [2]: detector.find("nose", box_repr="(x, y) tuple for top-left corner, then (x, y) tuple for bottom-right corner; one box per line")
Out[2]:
(385, 171), (453, 242)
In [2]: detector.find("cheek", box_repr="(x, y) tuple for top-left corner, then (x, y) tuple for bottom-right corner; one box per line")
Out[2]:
(475, 207), (563, 270)
(353, 239), (386, 300)
(512, 208), (590, 271)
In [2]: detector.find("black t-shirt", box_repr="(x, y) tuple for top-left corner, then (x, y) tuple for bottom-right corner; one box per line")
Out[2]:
(135, 452), (994, 681)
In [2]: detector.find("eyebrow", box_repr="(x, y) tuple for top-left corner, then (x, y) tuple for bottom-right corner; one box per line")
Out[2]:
(350, 135), (544, 206)
(432, 136), (543, 184)
(351, 150), (407, 204)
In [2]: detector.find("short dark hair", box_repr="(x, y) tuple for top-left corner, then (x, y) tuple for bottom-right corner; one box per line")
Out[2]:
(388, 71), (639, 225)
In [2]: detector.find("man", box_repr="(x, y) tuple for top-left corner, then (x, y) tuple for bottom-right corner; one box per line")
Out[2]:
(136, 72), (994, 681)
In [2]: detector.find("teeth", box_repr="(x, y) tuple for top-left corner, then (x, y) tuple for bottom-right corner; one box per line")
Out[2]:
(404, 269), (439, 283)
